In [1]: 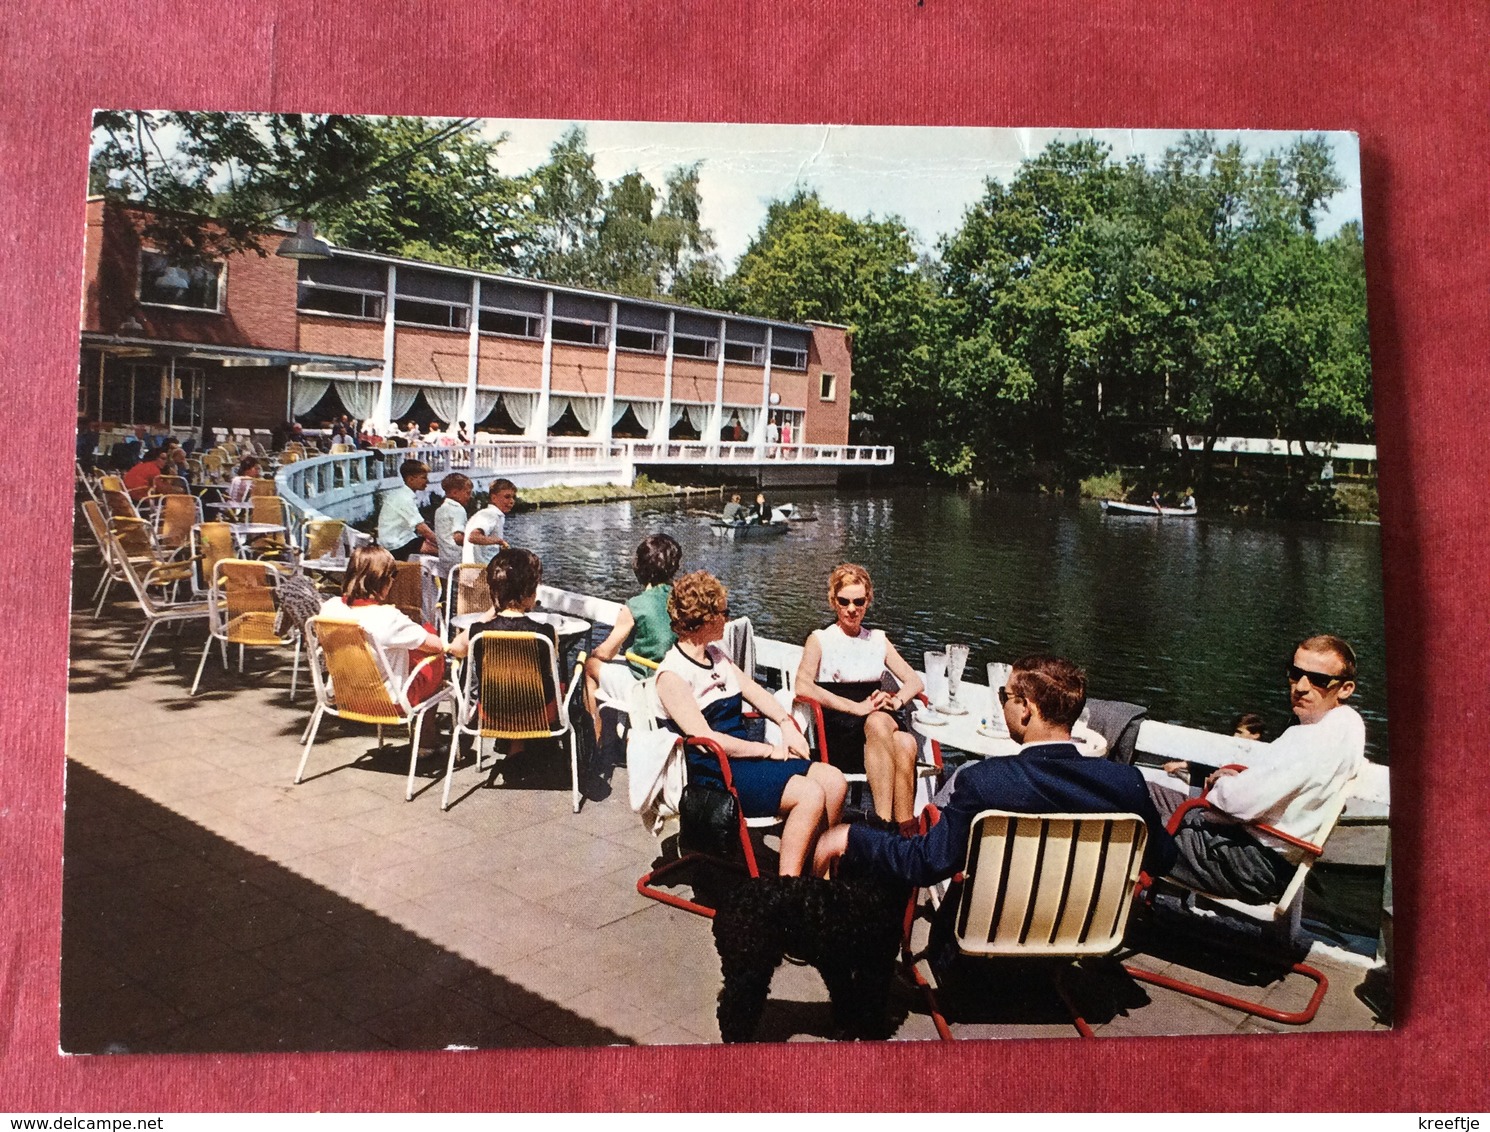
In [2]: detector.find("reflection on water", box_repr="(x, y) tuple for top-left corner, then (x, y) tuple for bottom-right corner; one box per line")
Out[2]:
(518, 487), (1388, 761)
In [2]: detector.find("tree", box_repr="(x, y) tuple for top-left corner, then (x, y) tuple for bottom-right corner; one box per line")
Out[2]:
(520, 126), (604, 284)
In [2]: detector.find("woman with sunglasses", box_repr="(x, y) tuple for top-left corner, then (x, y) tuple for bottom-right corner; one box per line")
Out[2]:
(795, 563), (924, 834)
(656, 571), (846, 877)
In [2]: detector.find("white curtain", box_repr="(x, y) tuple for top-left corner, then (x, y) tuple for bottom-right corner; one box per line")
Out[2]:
(335, 380), (380, 421)
(669, 404), (686, 429)
(611, 399), (631, 427)
(501, 391), (534, 431)
(571, 396), (601, 435)
(474, 390), (502, 425)
(388, 384), (419, 422)
(737, 406), (762, 442)
(631, 400), (659, 435)
(290, 376), (330, 417)
(547, 396), (571, 429)
(424, 385), (465, 427)
(685, 403), (711, 432)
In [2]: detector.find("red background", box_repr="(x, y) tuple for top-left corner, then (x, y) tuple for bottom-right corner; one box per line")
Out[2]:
(2, 0), (1485, 1111)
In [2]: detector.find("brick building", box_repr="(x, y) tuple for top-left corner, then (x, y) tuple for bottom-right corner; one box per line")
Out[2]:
(78, 200), (853, 449)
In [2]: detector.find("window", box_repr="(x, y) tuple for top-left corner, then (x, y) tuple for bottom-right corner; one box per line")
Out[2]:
(299, 259), (386, 321)
(820, 372), (837, 401)
(479, 281), (544, 340)
(395, 297), (469, 329)
(395, 268), (470, 330)
(672, 334), (717, 360)
(723, 341), (764, 364)
(615, 326), (664, 353)
(139, 251), (222, 311)
(551, 319), (607, 346)
(615, 304), (668, 354)
(478, 309), (542, 338)
(770, 346), (808, 370)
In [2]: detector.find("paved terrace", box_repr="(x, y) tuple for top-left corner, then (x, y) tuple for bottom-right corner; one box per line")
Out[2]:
(62, 543), (1387, 1053)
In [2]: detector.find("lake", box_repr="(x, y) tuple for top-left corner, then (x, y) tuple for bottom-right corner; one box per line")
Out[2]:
(514, 486), (1389, 762)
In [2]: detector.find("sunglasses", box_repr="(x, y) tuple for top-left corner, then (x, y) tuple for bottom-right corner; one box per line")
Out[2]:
(835, 596), (868, 608)
(996, 686), (1021, 706)
(1286, 664), (1345, 690)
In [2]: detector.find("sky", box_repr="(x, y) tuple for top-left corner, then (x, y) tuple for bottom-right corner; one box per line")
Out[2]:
(479, 119), (1364, 270)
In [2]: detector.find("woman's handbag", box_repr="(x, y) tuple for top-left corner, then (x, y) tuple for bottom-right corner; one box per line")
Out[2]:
(678, 783), (740, 858)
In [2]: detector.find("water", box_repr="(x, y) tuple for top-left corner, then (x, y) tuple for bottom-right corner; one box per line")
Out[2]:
(517, 486), (1389, 762)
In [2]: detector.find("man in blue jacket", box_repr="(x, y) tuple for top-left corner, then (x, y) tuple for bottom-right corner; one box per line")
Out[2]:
(814, 654), (1177, 883)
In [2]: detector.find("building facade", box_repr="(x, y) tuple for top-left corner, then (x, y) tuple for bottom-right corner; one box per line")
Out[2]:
(78, 200), (853, 451)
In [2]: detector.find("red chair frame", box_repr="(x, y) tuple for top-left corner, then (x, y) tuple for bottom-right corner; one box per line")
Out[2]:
(793, 690), (943, 778)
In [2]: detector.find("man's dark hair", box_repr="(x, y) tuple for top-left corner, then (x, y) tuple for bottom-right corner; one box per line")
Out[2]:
(487, 547), (543, 611)
(399, 459), (429, 483)
(1297, 634), (1357, 682)
(632, 534), (682, 587)
(1007, 655), (1087, 728)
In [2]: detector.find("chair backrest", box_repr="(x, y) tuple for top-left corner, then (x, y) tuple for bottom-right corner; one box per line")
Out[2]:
(953, 810), (1149, 959)
(81, 500), (115, 564)
(447, 562), (492, 622)
(280, 451), (301, 464)
(152, 475), (188, 496)
(155, 494), (201, 551)
(212, 559), (290, 645)
(387, 560), (426, 623)
(103, 488), (138, 522)
(251, 494), (287, 526)
(111, 515), (159, 561)
(201, 453), (224, 478)
(99, 474), (124, 493)
(464, 630), (565, 739)
(302, 518), (346, 560)
(250, 477), (276, 498)
(193, 521), (236, 588)
(309, 617), (404, 723)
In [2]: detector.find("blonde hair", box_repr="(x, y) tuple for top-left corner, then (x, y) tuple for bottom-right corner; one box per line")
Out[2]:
(343, 545), (396, 604)
(668, 570), (728, 635)
(828, 562), (874, 609)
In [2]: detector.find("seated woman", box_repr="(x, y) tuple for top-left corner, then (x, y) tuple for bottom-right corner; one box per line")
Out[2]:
(794, 563), (924, 834)
(320, 545), (458, 745)
(226, 456), (261, 505)
(656, 571), (846, 877)
(582, 533), (682, 740)
(450, 547), (561, 725)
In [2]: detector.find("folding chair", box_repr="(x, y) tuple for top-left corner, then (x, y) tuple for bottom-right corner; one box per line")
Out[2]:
(295, 617), (452, 800)
(190, 558), (301, 697)
(630, 678), (783, 919)
(908, 808), (1151, 1039)
(442, 629), (584, 812)
(1119, 775), (1349, 1025)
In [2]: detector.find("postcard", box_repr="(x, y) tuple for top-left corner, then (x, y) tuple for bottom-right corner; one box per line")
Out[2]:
(64, 112), (1389, 1052)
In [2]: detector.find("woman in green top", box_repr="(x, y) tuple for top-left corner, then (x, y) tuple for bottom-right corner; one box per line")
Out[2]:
(582, 533), (682, 740)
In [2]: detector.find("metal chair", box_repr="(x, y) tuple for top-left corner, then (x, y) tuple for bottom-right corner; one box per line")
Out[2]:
(792, 684), (943, 812)
(443, 629), (583, 812)
(908, 808), (1151, 1039)
(300, 517), (348, 560)
(630, 677), (783, 919)
(295, 617), (452, 800)
(153, 493), (203, 555)
(107, 528), (209, 674)
(387, 560), (427, 624)
(190, 558), (301, 697)
(1118, 774), (1350, 1025)
(190, 521), (235, 596)
(444, 562), (492, 630)
(246, 494), (296, 560)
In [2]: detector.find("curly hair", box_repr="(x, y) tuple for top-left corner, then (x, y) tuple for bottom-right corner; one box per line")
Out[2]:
(828, 563), (874, 608)
(487, 547), (543, 611)
(632, 533), (682, 587)
(668, 570), (729, 635)
(1006, 655), (1087, 729)
(342, 545), (397, 604)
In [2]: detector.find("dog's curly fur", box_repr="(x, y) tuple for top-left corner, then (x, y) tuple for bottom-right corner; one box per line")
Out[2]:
(711, 866), (912, 1042)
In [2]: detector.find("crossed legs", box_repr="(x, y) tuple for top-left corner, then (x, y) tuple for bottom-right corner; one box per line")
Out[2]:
(863, 711), (918, 823)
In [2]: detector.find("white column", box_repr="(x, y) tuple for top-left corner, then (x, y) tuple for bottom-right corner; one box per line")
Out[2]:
(656, 310), (675, 442)
(462, 277), (480, 432)
(374, 264), (397, 433)
(599, 300), (618, 442)
(712, 317), (727, 453)
(530, 290), (554, 441)
(757, 326), (774, 458)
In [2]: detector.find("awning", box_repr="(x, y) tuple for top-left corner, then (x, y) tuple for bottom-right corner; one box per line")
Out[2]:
(79, 332), (380, 372)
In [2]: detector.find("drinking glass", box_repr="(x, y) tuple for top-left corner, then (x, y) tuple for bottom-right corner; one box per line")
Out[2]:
(986, 662), (1012, 734)
(945, 643), (970, 715)
(923, 650), (948, 710)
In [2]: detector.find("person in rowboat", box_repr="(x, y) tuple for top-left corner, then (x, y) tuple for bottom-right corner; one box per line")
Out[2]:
(720, 492), (747, 523)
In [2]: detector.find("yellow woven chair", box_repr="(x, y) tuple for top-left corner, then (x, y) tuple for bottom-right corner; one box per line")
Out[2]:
(201, 453), (225, 481)
(190, 558), (301, 696)
(300, 517), (347, 560)
(153, 493), (202, 555)
(907, 809), (1149, 1040)
(103, 488), (140, 523)
(99, 474), (125, 493)
(296, 617), (453, 800)
(81, 500), (148, 618)
(443, 630), (583, 812)
(444, 562), (492, 629)
(246, 494), (296, 560)
(386, 560), (427, 624)
(190, 521), (235, 596)
(249, 477), (277, 498)
(107, 528), (209, 674)
(151, 474), (189, 496)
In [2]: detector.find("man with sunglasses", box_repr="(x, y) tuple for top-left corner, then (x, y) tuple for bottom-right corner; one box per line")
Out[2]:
(813, 655), (1176, 885)
(1147, 634), (1366, 903)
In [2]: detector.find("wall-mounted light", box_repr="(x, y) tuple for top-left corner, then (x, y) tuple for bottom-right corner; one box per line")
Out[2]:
(275, 219), (332, 261)
(118, 314), (144, 335)
(769, 391), (781, 405)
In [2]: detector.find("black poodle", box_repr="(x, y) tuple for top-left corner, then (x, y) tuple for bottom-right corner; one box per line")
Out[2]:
(711, 864), (913, 1042)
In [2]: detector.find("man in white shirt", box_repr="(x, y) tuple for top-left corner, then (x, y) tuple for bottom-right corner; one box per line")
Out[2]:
(463, 478), (518, 566)
(432, 472), (473, 576)
(377, 459), (436, 561)
(1148, 634), (1367, 903)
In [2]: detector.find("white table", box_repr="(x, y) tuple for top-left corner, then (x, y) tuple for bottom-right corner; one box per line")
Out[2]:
(911, 681), (1109, 759)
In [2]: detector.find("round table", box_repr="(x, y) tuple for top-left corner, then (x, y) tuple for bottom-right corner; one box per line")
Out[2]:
(911, 681), (1109, 759)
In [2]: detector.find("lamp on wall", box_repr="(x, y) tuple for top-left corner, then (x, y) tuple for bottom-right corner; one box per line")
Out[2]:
(769, 391), (781, 405)
(118, 313), (144, 335)
(275, 219), (332, 261)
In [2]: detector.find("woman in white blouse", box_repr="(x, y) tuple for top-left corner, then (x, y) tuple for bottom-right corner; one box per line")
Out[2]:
(795, 563), (924, 834)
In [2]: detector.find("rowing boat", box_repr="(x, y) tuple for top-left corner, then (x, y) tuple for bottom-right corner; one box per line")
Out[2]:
(1100, 499), (1199, 517)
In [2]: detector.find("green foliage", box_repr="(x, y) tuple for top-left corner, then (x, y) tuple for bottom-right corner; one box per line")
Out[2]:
(1078, 470), (1128, 500)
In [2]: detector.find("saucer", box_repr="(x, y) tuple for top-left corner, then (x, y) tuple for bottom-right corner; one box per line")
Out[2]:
(912, 711), (947, 727)
(935, 703), (969, 716)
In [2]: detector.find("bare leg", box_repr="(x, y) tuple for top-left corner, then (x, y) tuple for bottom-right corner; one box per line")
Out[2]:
(890, 731), (918, 822)
(775, 775), (828, 877)
(582, 658), (603, 743)
(863, 712), (908, 821)
(806, 761), (848, 827)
